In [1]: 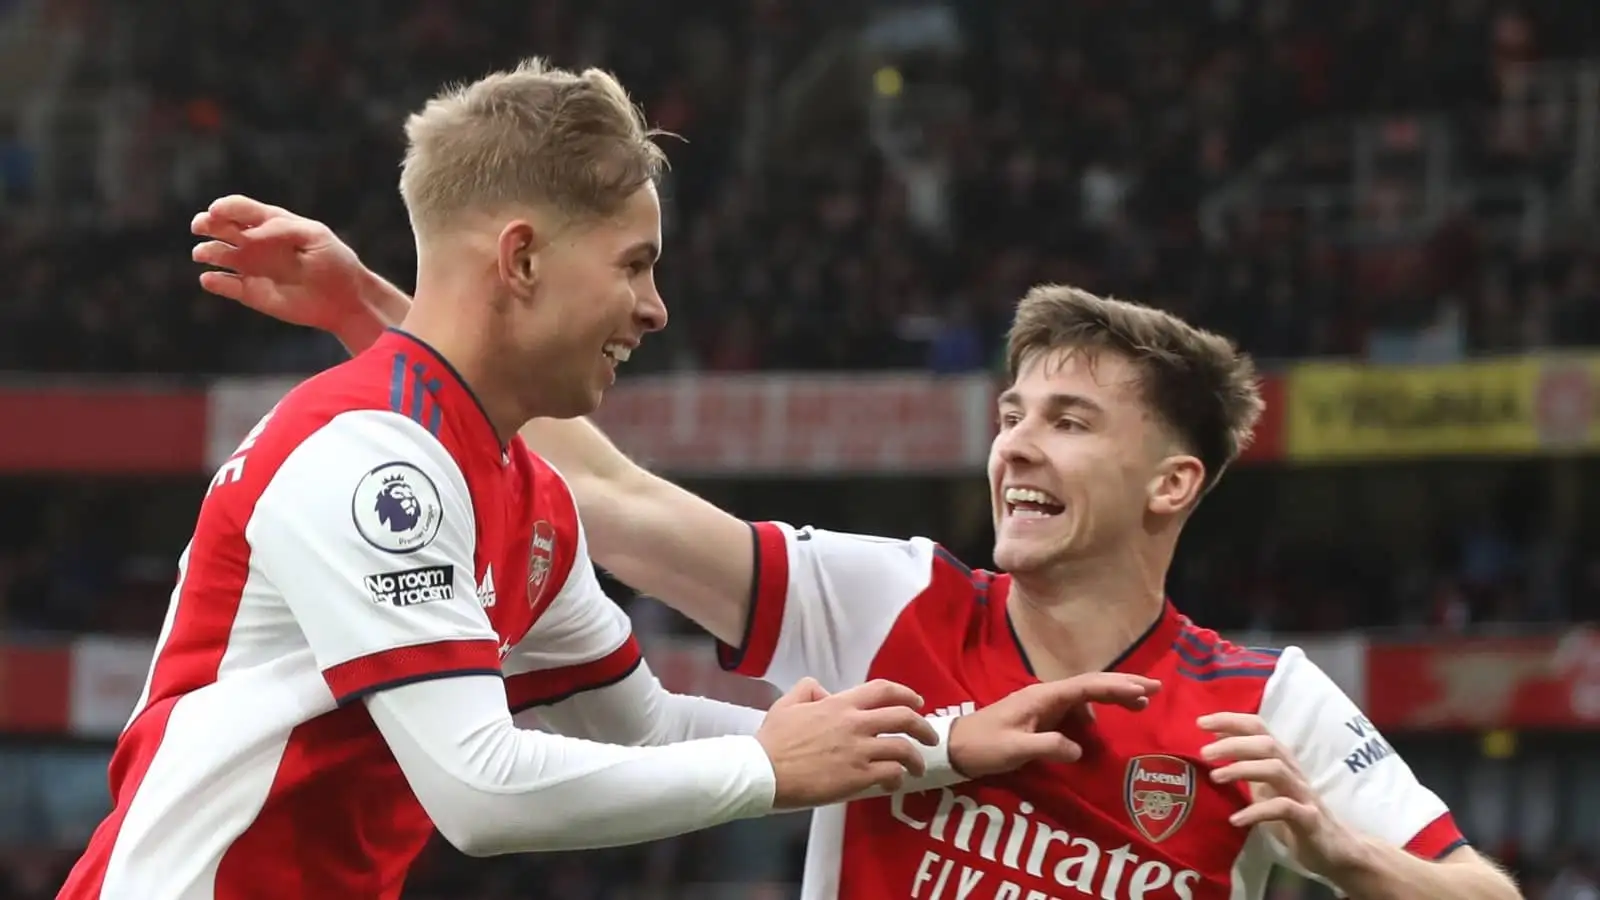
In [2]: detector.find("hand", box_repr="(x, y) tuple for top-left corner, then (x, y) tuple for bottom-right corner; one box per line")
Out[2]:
(1200, 712), (1367, 879)
(190, 195), (375, 336)
(756, 678), (938, 808)
(948, 673), (1161, 777)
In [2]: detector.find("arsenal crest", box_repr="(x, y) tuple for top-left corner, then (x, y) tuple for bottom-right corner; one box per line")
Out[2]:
(1123, 754), (1196, 843)
(527, 521), (557, 608)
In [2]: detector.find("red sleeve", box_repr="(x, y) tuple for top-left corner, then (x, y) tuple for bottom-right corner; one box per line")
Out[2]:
(1404, 812), (1469, 860)
(715, 522), (790, 678)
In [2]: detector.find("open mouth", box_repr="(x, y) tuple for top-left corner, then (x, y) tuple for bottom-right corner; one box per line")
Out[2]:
(1003, 486), (1066, 519)
(601, 341), (633, 365)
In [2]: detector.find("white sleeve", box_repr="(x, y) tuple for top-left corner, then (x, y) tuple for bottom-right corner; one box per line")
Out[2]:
(715, 522), (940, 694)
(503, 519), (766, 744)
(710, 522), (967, 794)
(366, 673), (776, 856)
(1260, 646), (1467, 872)
(500, 520), (645, 712)
(247, 409), (501, 702)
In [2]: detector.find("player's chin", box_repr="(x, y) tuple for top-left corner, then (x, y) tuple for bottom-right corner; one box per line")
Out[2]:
(992, 535), (1060, 575)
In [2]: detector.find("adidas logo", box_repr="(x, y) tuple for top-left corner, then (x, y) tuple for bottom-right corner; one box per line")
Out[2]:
(477, 566), (497, 608)
(931, 701), (976, 718)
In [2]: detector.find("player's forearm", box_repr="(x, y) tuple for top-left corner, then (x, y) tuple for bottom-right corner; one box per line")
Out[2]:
(533, 664), (766, 745)
(369, 675), (776, 856)
(644, 699), (968, 799)
(535, 669), (967, 797)
(1334, 842), (1520, 900)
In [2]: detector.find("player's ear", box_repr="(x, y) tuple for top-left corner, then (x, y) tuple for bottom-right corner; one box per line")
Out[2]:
(1146, 453), (1205, 517)
(496, 220), (540, 295)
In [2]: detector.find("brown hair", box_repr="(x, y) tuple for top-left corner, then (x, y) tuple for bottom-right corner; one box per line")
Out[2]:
(1005, 285), (1264, 491)
(400, 57), (668, 235)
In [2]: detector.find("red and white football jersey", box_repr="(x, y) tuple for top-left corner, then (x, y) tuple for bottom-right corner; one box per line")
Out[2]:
(719, 524), (1466, 900)
(59, 330), (640, 900)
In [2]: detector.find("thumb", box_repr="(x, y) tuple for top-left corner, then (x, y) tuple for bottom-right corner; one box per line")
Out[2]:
(1014, 731), (1083, 766)
(770, 677), (829, 711)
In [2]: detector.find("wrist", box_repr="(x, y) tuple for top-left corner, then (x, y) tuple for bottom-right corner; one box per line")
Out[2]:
(355, 267), (411, 327)
(945, 715), (973, 779)
(333, 268), (409, 351)
(1323, 832), (1389, 889)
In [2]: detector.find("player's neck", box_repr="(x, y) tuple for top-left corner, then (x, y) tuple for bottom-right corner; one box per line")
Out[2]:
(403, 289), (527, 444)
(1006, 550), (1168, 681)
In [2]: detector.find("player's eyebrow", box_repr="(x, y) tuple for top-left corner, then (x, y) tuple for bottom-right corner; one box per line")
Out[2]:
(622, 240), (660, 265)
(997, 390), (1104, 417)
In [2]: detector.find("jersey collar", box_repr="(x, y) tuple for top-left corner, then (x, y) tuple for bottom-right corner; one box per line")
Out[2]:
(1000, 585), (1184, 680)
(374, 328), (507, 452)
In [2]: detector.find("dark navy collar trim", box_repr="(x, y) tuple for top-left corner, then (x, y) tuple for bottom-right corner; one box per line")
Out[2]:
(385, 327), (508, 450)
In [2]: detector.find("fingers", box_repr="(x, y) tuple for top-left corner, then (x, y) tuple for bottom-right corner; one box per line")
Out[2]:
(1200, 728), (1314, 805)
(1209, 758), (1303, 795)
(191, 211), (248, 245)
(1030, 673), (1161, 720)
(1014, 730), (1084, 764)
(1199, 733), (1279, 764)
(865, 760), (908, 795)
(859, 706), (939, 746)
(1197, 711), (1269, 737)
(192, 241), (240, 271)
(771, 677), (829, 711)
(197, 271), (246, 302)
(867, 736), (927, 778)
(833, 679), (924, 714)
(1228, 795), (1320, 830)
(206, 194), (288, 230)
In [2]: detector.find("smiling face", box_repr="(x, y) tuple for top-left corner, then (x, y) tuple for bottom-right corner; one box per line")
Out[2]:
(497, 182), (667, 419)
(398, 59), (671, 422)
(988, 347), (1192, 576)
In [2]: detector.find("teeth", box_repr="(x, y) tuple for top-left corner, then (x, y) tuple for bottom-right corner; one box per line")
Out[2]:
(1011, 508), (1052, 519)
(1004, 487), (1062, 506)
(603, 342), (632, 363)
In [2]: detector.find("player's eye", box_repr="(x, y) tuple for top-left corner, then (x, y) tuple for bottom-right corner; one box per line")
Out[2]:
(625, 259), (651, 276)
(997, 411), (1022, 429)
(1056, 417), (1088, 432)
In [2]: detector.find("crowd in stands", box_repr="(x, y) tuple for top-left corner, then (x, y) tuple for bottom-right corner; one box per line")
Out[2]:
(0, 0), (1596, 375)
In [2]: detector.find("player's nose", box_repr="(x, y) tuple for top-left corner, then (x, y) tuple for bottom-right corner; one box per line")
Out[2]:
(994, 422), (1045, 466)
(636, 282), (668, 333)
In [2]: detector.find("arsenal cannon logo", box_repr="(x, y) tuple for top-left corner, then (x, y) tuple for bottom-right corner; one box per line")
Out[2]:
(1123, 754), (1196, 843)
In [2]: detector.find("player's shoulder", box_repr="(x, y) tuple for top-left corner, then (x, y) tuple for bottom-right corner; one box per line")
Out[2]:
(779, 523), (997, 621)
(216, 356), (468, 509)
(1162, 615), (1287, 707)
(245, 353), (402, 443)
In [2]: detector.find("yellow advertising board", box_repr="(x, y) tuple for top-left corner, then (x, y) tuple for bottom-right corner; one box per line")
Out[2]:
(1285, 357), (1557, 461)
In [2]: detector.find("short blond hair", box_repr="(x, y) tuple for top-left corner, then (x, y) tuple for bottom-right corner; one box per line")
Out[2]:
(1006, 285), (1263, 491)
(400, 58), (667, 235)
